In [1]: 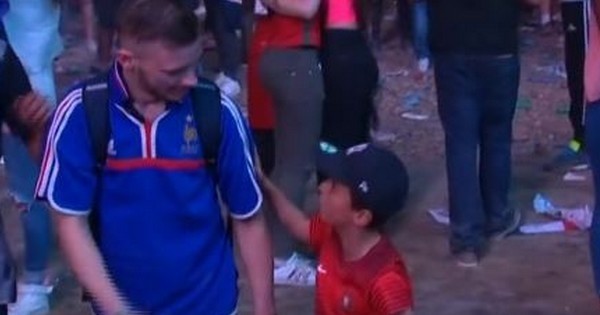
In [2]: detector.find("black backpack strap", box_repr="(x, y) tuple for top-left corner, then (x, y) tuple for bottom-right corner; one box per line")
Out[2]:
(80, 73), (111, 302)
(82, 74), (111, 168)
(191, 77), (222, 177)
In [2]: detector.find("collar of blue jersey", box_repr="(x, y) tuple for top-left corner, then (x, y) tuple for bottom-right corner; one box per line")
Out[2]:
(108, 61), (183, 113)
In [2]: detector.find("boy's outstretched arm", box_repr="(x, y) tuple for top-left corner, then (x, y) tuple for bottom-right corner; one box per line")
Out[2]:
(261, 175), (310, 243)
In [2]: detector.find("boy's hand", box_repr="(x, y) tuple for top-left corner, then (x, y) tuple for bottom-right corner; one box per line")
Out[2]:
(254, 152), (273, 190)
(13, 92), (52, 133)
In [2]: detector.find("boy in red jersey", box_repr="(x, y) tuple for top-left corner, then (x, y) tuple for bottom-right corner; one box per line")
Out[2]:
(260, 142), (413, 315)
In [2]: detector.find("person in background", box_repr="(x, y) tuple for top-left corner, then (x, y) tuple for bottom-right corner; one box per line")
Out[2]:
(320, 0), (379, 149)
(257, 0), (324, 284)
(411, 0), (430, 73)
(367, 0), (383, 50)
(396, 0), (411, 49)
(91, 0), (123, 71)
(205, 0), (243, 97)
(429, 0), (534, 267)
(2, 0), (62, 313)
(247, 3), (275, 176)
(540, 0), (561, 26)
(583, 0), (600, 301)
(79, 0), (97, 53)
(0, 3), (53, 314)
(544, 0), (589, 171)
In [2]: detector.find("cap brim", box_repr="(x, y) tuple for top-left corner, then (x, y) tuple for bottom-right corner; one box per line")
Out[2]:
(316, 150), (350, 184)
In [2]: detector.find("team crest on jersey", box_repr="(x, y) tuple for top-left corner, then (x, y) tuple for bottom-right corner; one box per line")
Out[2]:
(181, 115), (199, 155)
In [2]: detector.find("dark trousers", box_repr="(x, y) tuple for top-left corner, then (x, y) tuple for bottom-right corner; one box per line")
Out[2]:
(369, 0), (411, 44)
(396, 0), (412, 44)
(369, 0), (383, 43)
(561, 1), (587, 145)
(205, 0), (242, 79)
(585, 101), (600, 295)
(253, 128), (275, 176)
(321, 30), (379, 149)
(434, 54), (520, 255)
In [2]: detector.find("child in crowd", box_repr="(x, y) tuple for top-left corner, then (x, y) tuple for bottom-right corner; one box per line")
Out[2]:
(261, 142), (414, 315)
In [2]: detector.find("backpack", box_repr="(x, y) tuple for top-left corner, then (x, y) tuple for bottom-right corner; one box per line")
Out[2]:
(81, 73), (223, 244)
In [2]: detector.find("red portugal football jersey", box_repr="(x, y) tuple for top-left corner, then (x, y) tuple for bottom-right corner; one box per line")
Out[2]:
(309, 215), (414, 315)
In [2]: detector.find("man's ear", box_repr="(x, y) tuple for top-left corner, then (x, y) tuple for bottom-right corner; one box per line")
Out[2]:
(115, 48), (135, 70)
(353, 209), (373, 228)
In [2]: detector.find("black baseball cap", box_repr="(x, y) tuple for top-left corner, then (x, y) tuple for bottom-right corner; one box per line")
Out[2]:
(317, 142), (409, 227)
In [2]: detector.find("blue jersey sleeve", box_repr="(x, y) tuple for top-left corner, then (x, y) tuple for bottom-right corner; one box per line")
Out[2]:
(217, 94), (263, 219)
(35, 88), (97, 215)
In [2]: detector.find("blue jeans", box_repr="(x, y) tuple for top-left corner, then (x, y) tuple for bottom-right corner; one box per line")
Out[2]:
(412, 0), (430, 60)
(3, 134), (52, 280)
(434, 54), (519, 255)
(2, 2), (59, 282)
(0, 32), (19, 303)
(585, 101), (600, 295)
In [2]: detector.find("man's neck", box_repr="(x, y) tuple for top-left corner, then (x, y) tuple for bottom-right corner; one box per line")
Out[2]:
(122, 68), (166, 122)
(336, 225), (382, 262)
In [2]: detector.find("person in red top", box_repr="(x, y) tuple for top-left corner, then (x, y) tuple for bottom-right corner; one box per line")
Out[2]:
(247, 10), (276, 176)
(255, 0), (324, 263)
(260, 142), (413, 315)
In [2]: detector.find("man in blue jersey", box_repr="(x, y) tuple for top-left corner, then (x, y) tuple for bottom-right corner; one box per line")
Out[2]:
(0, 1), (53, 314)
(35, 0), (275, 314)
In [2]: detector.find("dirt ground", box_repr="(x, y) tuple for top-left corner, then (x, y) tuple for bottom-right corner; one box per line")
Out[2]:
(2, 11), (599, 315)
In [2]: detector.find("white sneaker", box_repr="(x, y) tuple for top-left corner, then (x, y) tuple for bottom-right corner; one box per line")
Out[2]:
(273, 253), (316, 286)
(9, 284), (52, 315)
(194, 3), (206, 17)
(417, 58), (430, 73)
(214, 72), (241, 98)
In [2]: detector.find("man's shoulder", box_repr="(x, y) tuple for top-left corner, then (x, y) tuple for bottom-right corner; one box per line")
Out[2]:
(49, 86), (88, 132)
(57, 86), (86, 112)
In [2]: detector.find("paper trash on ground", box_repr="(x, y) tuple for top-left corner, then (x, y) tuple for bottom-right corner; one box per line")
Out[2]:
(428, 208), (450, 225)
(563, 172), (586, 182)
(532, 194), (592, 230)
(401, 112), (429, 121)
(519, 221), (573, 234)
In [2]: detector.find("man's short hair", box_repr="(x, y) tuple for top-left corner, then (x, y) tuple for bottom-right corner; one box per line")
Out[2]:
(117, 0), (200, 47)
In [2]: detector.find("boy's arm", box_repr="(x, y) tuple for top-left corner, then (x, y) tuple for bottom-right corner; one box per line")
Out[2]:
(370, 272), (413, 315)
(261, 175), (310, 244)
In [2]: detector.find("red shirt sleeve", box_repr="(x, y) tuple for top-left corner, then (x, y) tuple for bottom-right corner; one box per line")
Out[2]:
(369, 271), (413, 314)
(308, 213), (333, 253)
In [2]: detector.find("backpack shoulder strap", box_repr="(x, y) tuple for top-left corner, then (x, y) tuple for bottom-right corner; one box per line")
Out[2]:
(82, 73), (111, 169)
(191, 77), (222, 174)
(80, 73), (110, 261)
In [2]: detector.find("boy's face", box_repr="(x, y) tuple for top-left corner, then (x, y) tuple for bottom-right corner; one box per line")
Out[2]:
(318, 179), (371, 227)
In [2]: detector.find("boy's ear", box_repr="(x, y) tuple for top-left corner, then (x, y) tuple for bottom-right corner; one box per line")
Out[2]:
(353, 209), (373, 228)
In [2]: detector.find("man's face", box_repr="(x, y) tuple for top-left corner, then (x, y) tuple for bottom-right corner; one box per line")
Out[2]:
(125, 39), (203, 102)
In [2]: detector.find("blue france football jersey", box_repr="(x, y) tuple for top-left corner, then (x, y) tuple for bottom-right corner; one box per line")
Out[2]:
(36, 63), (262, 314)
